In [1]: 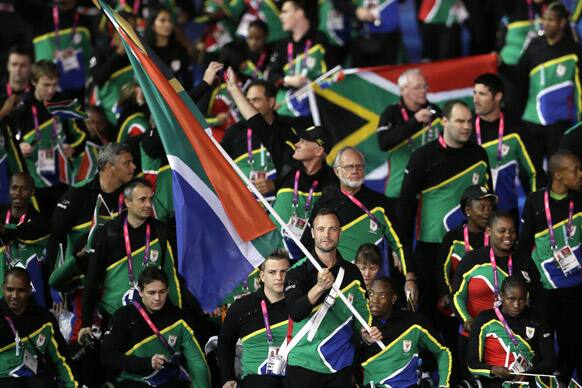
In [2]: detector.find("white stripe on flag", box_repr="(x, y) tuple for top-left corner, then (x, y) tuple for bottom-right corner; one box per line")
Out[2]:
(167, 155), (264, 268)
(427, 87), (474, 102)
(356, 72), (400, 94)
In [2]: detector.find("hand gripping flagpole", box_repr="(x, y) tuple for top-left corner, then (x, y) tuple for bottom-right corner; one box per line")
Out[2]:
(208, 136), (386, 350)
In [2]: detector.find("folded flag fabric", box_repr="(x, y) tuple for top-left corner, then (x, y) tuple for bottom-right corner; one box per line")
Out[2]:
(45, 99), (88, 120)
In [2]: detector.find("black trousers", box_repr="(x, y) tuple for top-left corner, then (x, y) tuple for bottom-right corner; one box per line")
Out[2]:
(0, 377), (56, 388)
(420, 23), (462, 61)
(351, 30), (402, 67)
(284, 365), (352, 388)
(522, 120), (571, 188)
(532, 284), (582, 381)
(241, 374), (285, 388)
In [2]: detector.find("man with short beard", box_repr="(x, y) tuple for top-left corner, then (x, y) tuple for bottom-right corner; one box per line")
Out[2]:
(303, 147), (409, 281)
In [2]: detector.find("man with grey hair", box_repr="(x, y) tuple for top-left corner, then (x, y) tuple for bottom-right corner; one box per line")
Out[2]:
(302, 146), (415, 296)
(377, 69), (442, 213)
(78, 177), (181, 344)
(46, 142), (136, 271)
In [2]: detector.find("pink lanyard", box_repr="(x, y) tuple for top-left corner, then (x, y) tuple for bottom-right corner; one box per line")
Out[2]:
(4, 210), (27, 226)
(301, 39), (312, 70)
(490, 247), (512, 300)
(123, 217), (151, 286)
(438, 134), (447, 149)
(131, 300), (175, 352)
(246, 128), (254, 167)
(31, 104), (58, 144)
(463, 225), (489, 251)
(119, 0), (141, 15)
(493, 307), (521, 348)
(292, 170), (318, 214)
(3, 315), (21, 355)
(118, 192), (124, 214)
(6, 83), (30, 97)
(475, 112), (505, 162)
(286, 42), (294, 68)
(341, 188), (381, 227)
(399, 104), (409, 122)
(543, 191), (574, 250)
(53, 5), (80, 51)
(260, 300), (274, 345)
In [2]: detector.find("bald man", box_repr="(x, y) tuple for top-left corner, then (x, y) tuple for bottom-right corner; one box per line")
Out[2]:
(517, 150), (582, 381)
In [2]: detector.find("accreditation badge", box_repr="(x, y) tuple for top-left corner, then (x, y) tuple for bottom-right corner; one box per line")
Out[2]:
(23, 350), (38, 374)
(250, 170), (266, 181)
(286, 214), (308, 239)
(553, 245), (581, 277)
(37, 149), (56, 174)
(56, 48), (81, 72)
(150, 249), (159, 264)
(509, 353), (532, 373)
(266, 346), (286, 376)
(122, 284), (139, 306)
(369, 219), (378, 234)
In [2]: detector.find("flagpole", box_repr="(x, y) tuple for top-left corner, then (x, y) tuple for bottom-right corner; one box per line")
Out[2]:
(289, 65), (343, 101)
(510, 372), (558, 378)
(208, 136), (386, 349)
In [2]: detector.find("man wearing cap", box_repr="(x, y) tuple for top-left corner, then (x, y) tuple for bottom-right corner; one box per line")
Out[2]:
(377, 69), (442, 215)
(225, 67), (337, 245)
(471, 73), (536, 215)
(221, 78), (306, 196)
(397, 100), (491, 318)
(436, 184), (497, 382)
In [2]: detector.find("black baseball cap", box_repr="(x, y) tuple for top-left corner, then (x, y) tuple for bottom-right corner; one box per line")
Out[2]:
(297, 125), (331, 154)
(460, 185), (498, 214)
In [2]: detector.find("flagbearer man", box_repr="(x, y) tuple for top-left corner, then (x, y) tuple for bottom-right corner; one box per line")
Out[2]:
(0, 267), (78, 387)
(517, 150), (582, 382)
(218, 249), (291, 388)
(360, 277), (451, 388)
(283, 208), (381, 387)
(101, 267), (210, 387)
(79, 178), (181, 343)
(471, 73), (536, 218)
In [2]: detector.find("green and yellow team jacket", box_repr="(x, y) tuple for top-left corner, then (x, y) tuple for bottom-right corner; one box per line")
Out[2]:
(518, 190), (582, 290)
(361, 311), (451, 387)
(102, 301), (210, 387)
(0, 300), (77, 386)
(218, 288), (290, 382)
(82, 217), (181, 326)
(467, 309), (554, 383)
(520, 37), (582, 126)
(284, 256), (370, 374)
